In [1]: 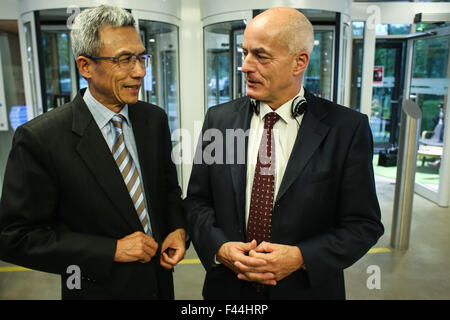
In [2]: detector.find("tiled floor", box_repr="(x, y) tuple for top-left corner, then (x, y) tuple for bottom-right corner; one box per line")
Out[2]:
(0, 175), (449, 300)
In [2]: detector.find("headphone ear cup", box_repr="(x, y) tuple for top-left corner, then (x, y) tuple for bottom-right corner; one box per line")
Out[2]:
(293, 99), (307, 117)
(251, 100), (260, 115)
(293, 104), (299, 117)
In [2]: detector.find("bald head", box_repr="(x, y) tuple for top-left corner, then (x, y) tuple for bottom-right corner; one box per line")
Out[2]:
(249, 7), (314, 55)
(241, 7), (313, 107)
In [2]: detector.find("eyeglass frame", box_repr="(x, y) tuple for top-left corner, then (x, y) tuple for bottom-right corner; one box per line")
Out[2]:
(84, 54), (151, 70)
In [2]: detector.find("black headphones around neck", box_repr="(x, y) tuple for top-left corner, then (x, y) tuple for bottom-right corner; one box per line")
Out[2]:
(250, 96), (307, 119)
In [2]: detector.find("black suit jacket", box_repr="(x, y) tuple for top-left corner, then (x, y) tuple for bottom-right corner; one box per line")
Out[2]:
(0, 90), (184, 299)
(184, 90), (384, 300)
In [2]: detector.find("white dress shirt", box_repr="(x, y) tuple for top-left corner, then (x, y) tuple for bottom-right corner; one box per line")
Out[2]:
(245, 87), (305, 228)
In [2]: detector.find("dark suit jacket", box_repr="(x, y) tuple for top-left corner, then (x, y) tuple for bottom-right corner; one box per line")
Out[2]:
(184, 90), (384, 300)
(0, 90), (184, 299)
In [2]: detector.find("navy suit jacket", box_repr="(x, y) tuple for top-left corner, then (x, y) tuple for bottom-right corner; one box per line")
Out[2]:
(184, 90), (384, 299)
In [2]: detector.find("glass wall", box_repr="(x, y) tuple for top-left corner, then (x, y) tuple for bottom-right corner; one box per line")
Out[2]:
(411, 34), (449, 192)
(139, 20), (180, 135)
(0, 22), (26, 195)
(375, 24), (410, 36)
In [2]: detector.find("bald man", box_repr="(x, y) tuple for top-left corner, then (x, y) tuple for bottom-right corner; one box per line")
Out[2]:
(184, 7), (383, 300)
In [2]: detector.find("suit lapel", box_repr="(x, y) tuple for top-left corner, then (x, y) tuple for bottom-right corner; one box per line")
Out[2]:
(275, 90), (330, 203)
(72, 92), (143, 232)
(229, 99), (253, 234)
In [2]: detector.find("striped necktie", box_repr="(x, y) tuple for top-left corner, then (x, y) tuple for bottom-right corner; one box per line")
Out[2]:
(111, 114), (151, 235)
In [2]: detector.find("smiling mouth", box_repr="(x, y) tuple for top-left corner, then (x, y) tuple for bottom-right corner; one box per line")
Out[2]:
(124, 85), (141, 90)
(124, 84), (141, 94)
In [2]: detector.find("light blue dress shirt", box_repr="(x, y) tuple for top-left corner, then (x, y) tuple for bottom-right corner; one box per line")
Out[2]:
(83, 88), (152, 235)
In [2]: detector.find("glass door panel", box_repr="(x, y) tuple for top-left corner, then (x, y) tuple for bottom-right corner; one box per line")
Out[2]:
(137, 18), (182, 186)
(350, 39), (364, 111)
(204, 20), (246, 109)
(41, 29), (72, 111)
(206, 50), (230, 107)
(0, 25), (27, 194)
(305, 27), (334, 101)
(138, 20), (180, 135)
(410, 34), (450, 196)
(35, 9), (85, 112)
(370, 41), (405, 151)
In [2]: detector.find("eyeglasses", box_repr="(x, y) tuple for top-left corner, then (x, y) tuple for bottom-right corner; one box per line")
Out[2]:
(85, 54), (150, 70)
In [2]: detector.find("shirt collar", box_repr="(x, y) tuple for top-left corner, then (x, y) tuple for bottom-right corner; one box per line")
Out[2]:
(256, 87), (305, 123)
(83, 87), (130, 129)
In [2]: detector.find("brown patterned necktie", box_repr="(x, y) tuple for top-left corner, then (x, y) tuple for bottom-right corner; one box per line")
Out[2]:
(246, 112), (280, 244)
(111, 114), (151, 235)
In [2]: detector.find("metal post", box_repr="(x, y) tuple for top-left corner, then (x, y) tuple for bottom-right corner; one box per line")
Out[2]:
(391, 100), (422, 250)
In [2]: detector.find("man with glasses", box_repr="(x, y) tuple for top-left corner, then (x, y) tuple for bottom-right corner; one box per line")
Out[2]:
(0, 5), (186, 299)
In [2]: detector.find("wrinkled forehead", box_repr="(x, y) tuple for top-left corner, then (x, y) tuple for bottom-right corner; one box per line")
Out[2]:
(98, 25), (145, 55)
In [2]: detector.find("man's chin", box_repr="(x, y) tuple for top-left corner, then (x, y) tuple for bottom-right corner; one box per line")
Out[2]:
(246, 88), (261, 100)
(124, 97), (139, 105)
(246, 92), (265, 102)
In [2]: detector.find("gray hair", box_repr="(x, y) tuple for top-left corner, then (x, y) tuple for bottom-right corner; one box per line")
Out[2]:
(70, 5), (135, 58)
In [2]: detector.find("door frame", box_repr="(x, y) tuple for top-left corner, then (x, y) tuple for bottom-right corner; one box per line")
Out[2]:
(0, 43), (8, 131)
(18, 11), (43, 120)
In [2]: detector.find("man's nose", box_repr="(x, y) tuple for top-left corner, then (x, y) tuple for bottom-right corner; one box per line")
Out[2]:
(241, 54), (253, 74)
(131, 59), (146, 78)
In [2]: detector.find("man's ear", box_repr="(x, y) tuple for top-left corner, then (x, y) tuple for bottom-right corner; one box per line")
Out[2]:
(293, 50), (309, 76)
(76, 56), (92, 80)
